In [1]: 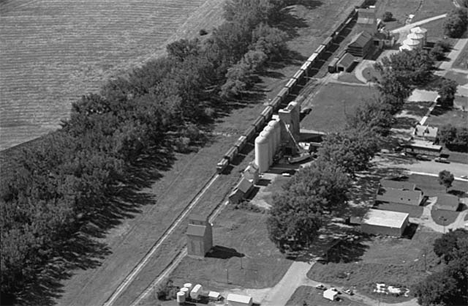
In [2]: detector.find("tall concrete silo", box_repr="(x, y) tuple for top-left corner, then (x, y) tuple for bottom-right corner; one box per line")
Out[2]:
(263, 125), (275, 166)
(255, 133), (269, 173)
(268, 120), (280, 157)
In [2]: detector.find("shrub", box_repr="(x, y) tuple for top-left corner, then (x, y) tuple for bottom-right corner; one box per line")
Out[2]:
(430, 44), (445, 61)
(437, 78), (458, 108)
(199, 28), (208, 36)
(382, 12), (393, 22)
(435, 40), (452, 53)
(444, 8), (468, 38)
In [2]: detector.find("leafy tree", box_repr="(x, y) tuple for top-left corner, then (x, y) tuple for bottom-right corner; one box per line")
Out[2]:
(166, 38), (200, 62)
(346, 98), (394, 136)
(439, 125), (468, 152)
(438, 170), (455, 192)
(382, 11), (393, 22)
(433, 229), (468, 263)
(252, 23), (288, 61)
(429, 44), (445, 61)
(444, 8), (468, 38)
(437, 78), (458, 109)
(267, 162), (350, 252)
(317, 129), (379, 175)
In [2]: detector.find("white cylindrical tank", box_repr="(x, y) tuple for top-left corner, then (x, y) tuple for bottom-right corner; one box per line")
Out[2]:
(181, 287), (189, 298)
(270, 120), (281, 154)
(190, 284), (203, 300)
(411, 27), (427, 45)
(184, 283), (193, 293)
(263, 126), (275, 166)
(177, 291), (186, 304)
(255, 134), (269, 173)
(267, 120), (278, 157)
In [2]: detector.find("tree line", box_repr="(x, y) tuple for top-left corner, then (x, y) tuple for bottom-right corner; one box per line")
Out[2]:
(0, 0), (291, 303)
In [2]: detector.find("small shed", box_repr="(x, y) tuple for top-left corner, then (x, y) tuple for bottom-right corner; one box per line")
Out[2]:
(186, 215), (213, 257)
(229, 177), (254, 204)
(435, 194), (460, 211)
(361, 209), (409, 237)
(347, 31), (373, 58)
(226, 293), (253, 306)
(336, 53), (356, 72)
(323, 289), (338, 301)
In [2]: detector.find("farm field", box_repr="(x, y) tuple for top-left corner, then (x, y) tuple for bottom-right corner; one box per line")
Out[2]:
(307, 229), (441, 304)
(300, 83), (379, 132)
(0, 0), (225, 151)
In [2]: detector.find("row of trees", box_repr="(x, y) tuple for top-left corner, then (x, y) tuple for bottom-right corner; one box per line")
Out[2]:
(413, 229), (468, 306)
(0, 0), (291, 302)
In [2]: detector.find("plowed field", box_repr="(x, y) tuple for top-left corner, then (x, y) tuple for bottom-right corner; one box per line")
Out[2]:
(0, 0), (223, 150)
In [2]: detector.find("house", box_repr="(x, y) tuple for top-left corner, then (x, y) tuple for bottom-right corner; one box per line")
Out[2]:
(405, 139), (442, 157)
(380, 179), (416, 191)
(346, 31), (374, 58)
(243, 162), (260, 184)
(336, 53), (356, 72)
(376, 188), (424, 206)
(356, 8), (377, 34)
(186, 215), (213, 257)
(361, 209), (409, 237)
(229, 177), (254, 204)
(412, 125), (438, 142)
(435, 194), (460, 211)
(323, 289), (339, 301)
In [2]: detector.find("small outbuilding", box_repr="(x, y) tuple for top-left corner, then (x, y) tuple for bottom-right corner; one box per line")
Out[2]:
(361, 209), (409, 237)
(336, 53), (356, 72)
(229, 177), (254, 204)
(226, 293), (253, 306)
(435, 194), (460, 211)
(323, 289), (338, 301)
(186, 215), (213, 258)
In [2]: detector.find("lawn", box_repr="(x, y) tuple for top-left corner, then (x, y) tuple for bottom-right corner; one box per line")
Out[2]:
(286, 286), (362, 306)
(167, 209), (292, 292)
(375, 0), (452, 30)
(300, 83), (379, 132)
(431, 209), (460, 227)
(453, 37), (468, 70)
(307, 229), (441, 304)
(444, 71), (468, 86)
(426, 106), (468, 128)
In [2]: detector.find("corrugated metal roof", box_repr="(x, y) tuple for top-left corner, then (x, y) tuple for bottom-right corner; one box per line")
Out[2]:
(348, 31), (373, 49)
(337, 53), (355, 68)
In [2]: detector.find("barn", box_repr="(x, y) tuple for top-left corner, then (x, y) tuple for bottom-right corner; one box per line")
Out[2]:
(186, 215), (213, 257)
(346, 31), (373, 58)
(361, 209), (409, 237)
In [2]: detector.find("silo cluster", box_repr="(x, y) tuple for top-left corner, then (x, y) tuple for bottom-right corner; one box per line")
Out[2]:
(400, 27), (427, 51)
(254, 119), (281, 173)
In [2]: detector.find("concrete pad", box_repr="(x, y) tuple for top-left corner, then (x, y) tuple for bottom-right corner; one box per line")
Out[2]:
(407, 89), (438, 102)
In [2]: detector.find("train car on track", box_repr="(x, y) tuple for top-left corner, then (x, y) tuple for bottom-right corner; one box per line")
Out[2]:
(260, 106), (274, 121)
(234, 136), (248, 152)
(252, 116), (266, 132)
(244, 125), (257, 141)
(216, 158), (229, 173)
(224, 146), (238, 162)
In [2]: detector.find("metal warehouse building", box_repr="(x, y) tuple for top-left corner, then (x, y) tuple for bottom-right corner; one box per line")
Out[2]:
(361, 209), (409, 237)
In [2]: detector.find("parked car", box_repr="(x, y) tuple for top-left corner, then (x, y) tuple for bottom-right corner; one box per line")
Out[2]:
(415, 154), (430, 161)
(344, 289), (354, 295)
(434, 157), (450, 164)
(315, 284), (327, 290)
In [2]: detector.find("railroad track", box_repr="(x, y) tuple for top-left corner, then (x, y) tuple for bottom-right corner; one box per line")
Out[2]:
(103, 173), (220, 306)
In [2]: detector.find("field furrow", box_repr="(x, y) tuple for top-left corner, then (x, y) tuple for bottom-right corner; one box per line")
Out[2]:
(0, 0), (209, 150)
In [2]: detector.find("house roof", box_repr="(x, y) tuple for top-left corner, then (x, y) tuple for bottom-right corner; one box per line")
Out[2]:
(189, 214), (207, 223)
(186, 224), (207, 237)
(435, 194), (459, 211)
(357, 8), (376, 20)
(362, 209), (409, 228)
(376, 188), (423, 206)
(413, 125), (438, 138)
(380, 179), (416, 191)
(348, 31), (373, 49)
(337, 53), (355, 68)
(357, 17), (375, 25)
(227, 293), (253, 304)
